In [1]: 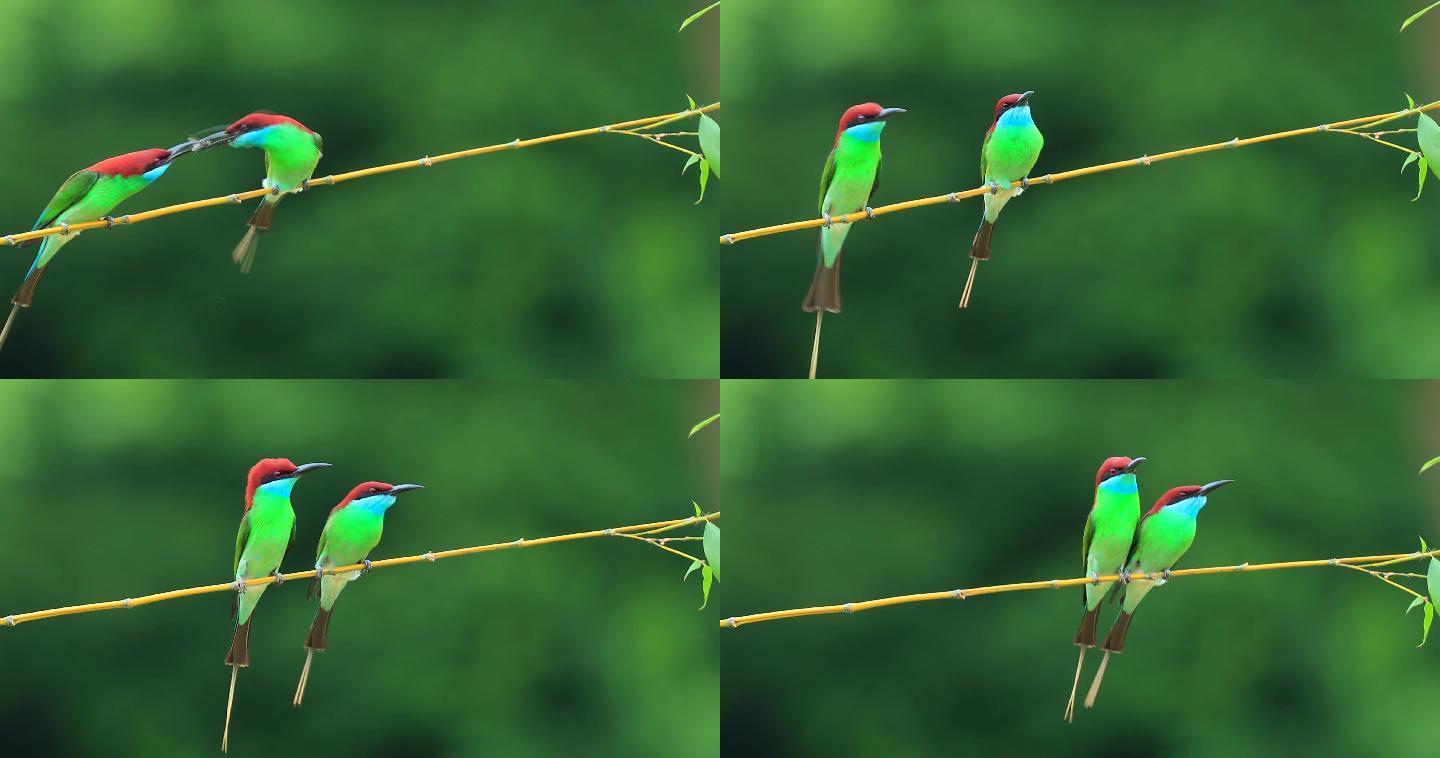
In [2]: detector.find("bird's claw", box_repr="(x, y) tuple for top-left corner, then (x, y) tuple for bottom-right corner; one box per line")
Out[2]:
(1088, 572), (1100, 586)
(1161, 569), (1172, 581)
(360, 559), (373, 577)
(821, 212), (834, 228)
(233, 578), (248, 594)
(863, 206), (876, 220)
(1118, 570), (1133, 585)
(102, 216), (116, 230)
(987, 181), (1001, 195)
(270, 569), (285, 586)
(1020, 177), (1030, 190)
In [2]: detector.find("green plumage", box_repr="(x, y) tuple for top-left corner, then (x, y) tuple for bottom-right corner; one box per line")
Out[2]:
(232, 489), (296, 625)
(1080, 475), (1142, 611)
(313, 504), (386, 611)
(817, 132), (882, 269)
(1117, 508), (1197, 613)
(979, 118), (1044, 222)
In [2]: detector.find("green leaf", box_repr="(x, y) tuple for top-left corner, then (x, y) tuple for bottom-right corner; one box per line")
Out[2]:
(1417, 112), (1440, 165)
(694, 158), (710, 204)
(698, 114), (721, 178)
(693, 500), (702, 517)
(1429, 558), (1440, 611)
(1421, 456), (1440, 474)
(684, 559), (702, 581)
(682, 153), (701, 175)
(1408, 92), (1418, 110)
(1408, 596), (1427, 614)
(1422, 602), (1434, 647)
(1414, 157), (1429, 201)
(686, 93), (697, 111)
(1402, 152), (1419, 174)
(699, 565), (713, 609)
(703, 521), (721, 581)
(1402, 1), (1440, 31)
(1422, 535), (1431, 552)
(689, 412), (719, 437)
(679, 1), (720, 32)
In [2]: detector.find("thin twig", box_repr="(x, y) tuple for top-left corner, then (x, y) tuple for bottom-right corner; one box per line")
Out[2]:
(1330, 128), (1418, 155)
(718, 100), (1440, 245)
(718, 547), (1440, 629)
(0, 511), (719, 628)
(610, 130), (700, 157)
(0, 103), (720, 248)
(613, 532), (705, 564)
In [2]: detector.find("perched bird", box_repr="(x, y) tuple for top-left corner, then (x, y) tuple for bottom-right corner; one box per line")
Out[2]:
(1083, 479), (1235, 710)
(803, 102), (905, 379)
(1064, 455), (1145, 722)
(222, 458), (331, 753)
(201, 112), (323, 273)
(292, 481), (424, 707)
(962, 91), (1044, 309)
(0, 142), (203, 351)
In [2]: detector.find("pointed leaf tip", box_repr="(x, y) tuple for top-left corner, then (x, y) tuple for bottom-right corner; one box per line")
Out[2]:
(699, 114), (721, 179)
(699, 564), (714, 609)
(1401, 1), (1440, 32)
(688, 412), (719, 437)
(1428, 558), (1440, 615)
(703, 521), (721, 581)
(679, 2), (720, 32)
(1421, 455), (1440, 474)
(1421, 602), (1434, 647)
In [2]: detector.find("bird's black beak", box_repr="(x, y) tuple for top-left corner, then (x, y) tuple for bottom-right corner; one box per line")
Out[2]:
(292, 462), (333, 477)
(388, 483), (425, 495)
(876, 107), (907, 121)
(196, 129), (237, 149)
(1016, 91), (1034, 106)
(163, 140), (204, 163)
(1199, 479), (1235, 496)
(1122, 457), (1147, 473)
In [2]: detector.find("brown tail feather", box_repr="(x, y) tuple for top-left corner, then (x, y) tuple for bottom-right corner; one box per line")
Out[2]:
(1074, 607), (1101, 648)
(12, 266), (46, 307)
(225, 620), (251, 667)
(969, 219), (995, 261)
(803, 254), (842, 313)
(304, 608), (331, 651)
(1101, 611), (1133, 654)
(232, 198), (280, 273)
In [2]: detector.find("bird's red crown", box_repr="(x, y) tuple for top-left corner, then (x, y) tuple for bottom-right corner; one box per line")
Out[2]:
(87, 149), (171, 177)
(334, 481), (396, 512)
(228, 112), (314, 134)
(244, 458), (299, 511)
(1094, 456), (1138, 486)
(1147, 485), (1204, 515)
(834, 102), (886, 145)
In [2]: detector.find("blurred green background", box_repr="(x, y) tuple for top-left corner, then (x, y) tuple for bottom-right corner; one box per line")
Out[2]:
(721, 380), (1440, 756)
(721, 1), (1440, 377)
(0, 0), (718, 378)
(0, 380), (719, 757)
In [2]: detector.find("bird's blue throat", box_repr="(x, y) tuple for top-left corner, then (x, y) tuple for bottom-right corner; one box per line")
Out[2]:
(997, 105), (1035, 131)
(1168, 495), (1207, 519)
(1099, 473), (1138, 496)
(842, 121), (887, 143)
(257, 477), (298, 498)
(348, 494), (398, 516)
(141, 163), (171, 182)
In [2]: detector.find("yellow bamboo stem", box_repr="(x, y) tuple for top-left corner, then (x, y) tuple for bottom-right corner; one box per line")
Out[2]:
(717, 101), (1440, 245)
(719, 547), (1439, 629)
(0, 511), (718, 628)
(0, 103), (720, 248)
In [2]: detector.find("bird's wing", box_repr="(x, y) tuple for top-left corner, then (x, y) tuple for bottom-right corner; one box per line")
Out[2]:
(31, 170), (99, 232)
(312, 132), (324, 153)
(307, 519), (330, 599)
(817, 147), (838, 214)
(866, 155), (883, 206)
(1079, 509), (1095, 606)
(979, 129), (993, 183)
(233, 511), (251, 576)
(1113, 513), (1153, 605)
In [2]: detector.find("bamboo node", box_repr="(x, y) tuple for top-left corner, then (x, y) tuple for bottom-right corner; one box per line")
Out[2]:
(122, 598), (132, 608)
(725, 617), (738, 628)
(423, 551), (437, 563)
(603, 528), (615, 536)
(1050, 579), (1059, 588)
(952, 589), (966, 599)
(1138, 155), (1152, 166)
(947, 193), (961, 203)
(843, 603), (854, 613)
(1228, 138), (1240, 148)
(323, 176), (337, 185)
(1316, 124), (1330, 132)
(1328, 558), (1339, 566)
(2, 236), (14, 246)
(1235, 562), (1250, 572)
(509, 139), (521, 149)
(227, 194), (241, 205)
(512, 538), (525, 547)
(419, 156), (434, 167)
(118, 215), (132, 225)
(721, 234), (734, 244)
(3, 616), (13, 626)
